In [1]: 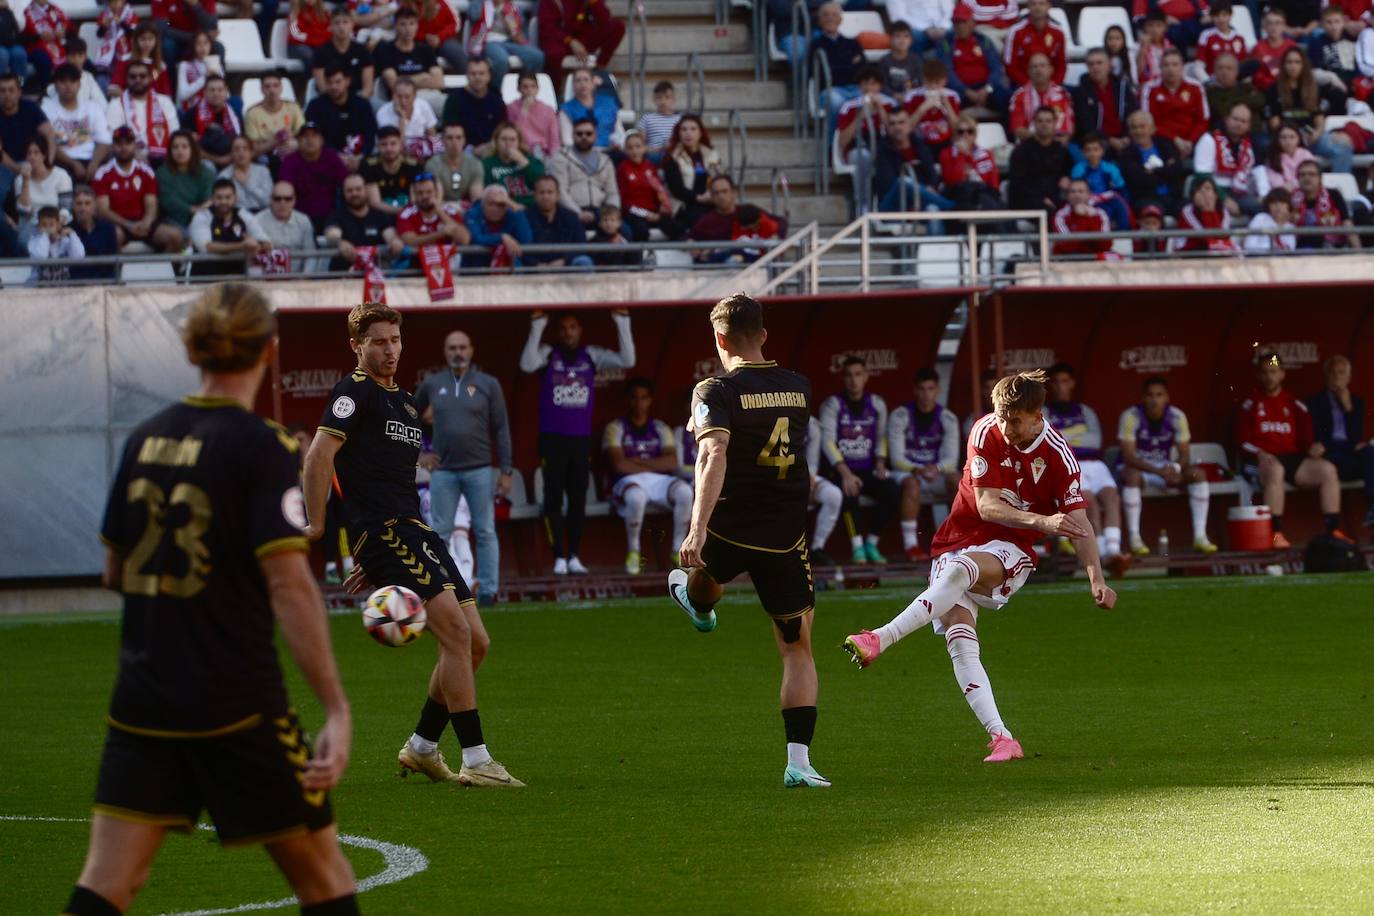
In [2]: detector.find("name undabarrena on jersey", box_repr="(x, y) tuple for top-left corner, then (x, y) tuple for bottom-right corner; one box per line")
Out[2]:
(738, 391), (808, 410)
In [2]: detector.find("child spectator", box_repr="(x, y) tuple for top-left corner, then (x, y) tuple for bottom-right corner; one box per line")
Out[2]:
(591, 204), (639, 267)
(1104, 25), (1135, 86)
(1133, 202), (1169, 253)
(1070, 132), (1132, 230)
(1174, 176), (1237, 252)
(1050, 177), (1112, 255)
(175, 31), (222, 110)
(1262, 121), (1316, 190)
(840, 66), (898, 211)
(1250, 10), (1298, 91)
(110, 24), (170, 97)
(1308, 6), (1359, 87)
(729, 202), (781, 263)
(1136, 12), (1172, 87)
(507, 71), (560, 160)
(1243, 187), (1298, 251)
(877, 20), (922, 96)
(92, 0), (136, 82)
(1194, 1), (1248, 79)
(634, 80), (680, 160)
(15, 136), (72, 244)
(27, 204), (82, 282)
(904, 58), (960, 151)
(616, 130), (681, 241)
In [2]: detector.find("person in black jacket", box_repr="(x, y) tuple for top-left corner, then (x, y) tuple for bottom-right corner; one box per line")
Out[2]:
(1117, 109), (1187, 214)
(1008, 106), (1072, 212)
(527, 174), (593, 268)
(1072, 48), (1136, 152)
(1305, 354), (1374, 528)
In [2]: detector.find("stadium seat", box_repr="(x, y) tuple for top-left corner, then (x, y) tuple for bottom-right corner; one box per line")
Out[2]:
(1190, 442), (1245, 497)
(1050, 8), (1083, 60)
(77, 21), (100, 56)
(652, 249), (695, 269)
(1231, 6), (1258, 47)
(52, 0), (99, 18)
(837, 10), (888, 61)
(501, 71), (557, 108)
(0, 264), (30, 286)
(916, 240), (964, 286)
(268, 19), (306, 73)
(1065, 61), (1088, 88)
(975, 121), (1012, 169)
(119, 261), (177, 285)
(1076, 6), (1135, 51)
(239, 77), (298, 111)
(443, 74), (469, 90)
(531, 467), (609, 518)
(767, 23), (788, 63)
(1321, 171), (1360, 202)
(222, 20), (274, 73)
(502, 468), (541, 521)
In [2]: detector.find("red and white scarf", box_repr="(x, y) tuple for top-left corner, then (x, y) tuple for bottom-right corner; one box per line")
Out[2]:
(465, 0), (526, 56)
(24, 1), (68, 65)
(353, 246), (387, 303)
(1210, 130), (1255, 195)
(1292, 185), (1343, 244)
(94, 3), (137, 69)
(194, 96), (241, 137)
(253, 248), (291, 275)
(1180, 204), (1234, 251)
(421, 244), (456, 299)
(122, 90), (171, 159)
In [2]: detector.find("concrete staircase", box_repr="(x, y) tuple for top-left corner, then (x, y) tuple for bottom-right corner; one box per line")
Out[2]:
(609, 0), (852, 236)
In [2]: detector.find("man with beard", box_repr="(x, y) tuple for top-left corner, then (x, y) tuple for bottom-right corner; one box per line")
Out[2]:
(362, 125), (420, 217)
(189, 177), (270, 276)
(278, 120), (350, 232)
(92, 125), (185, 251)
(325, 171), (406, 272)
(396, 171), (471, 248)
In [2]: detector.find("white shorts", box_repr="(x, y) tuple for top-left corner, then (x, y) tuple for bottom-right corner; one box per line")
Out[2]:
(890, 471), (951, 497)
(929, 539), (1036, 634)
(611, 472), (686, 511)
(1078, 459), (1117, 495)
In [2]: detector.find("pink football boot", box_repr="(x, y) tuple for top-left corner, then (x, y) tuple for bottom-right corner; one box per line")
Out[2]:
(983, 733), (1024, 763)
(841, 630), (883, 669)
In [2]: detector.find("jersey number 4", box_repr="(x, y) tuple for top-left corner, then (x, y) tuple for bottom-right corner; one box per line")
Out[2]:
(756, 417), (796, 480)
(123, 479), (213, 599)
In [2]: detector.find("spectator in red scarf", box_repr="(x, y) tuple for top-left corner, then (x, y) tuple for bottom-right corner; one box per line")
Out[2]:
(1174, 176), (1237, 253)
(616, 130), (682, 241)
(1008, 53), (1073, 141)
(105, 60), (178, 164)
(1292, 158), (1361, 248)
(187, 74), (239, 168)
(1050, 177), (1111, 256)
(21, 0), (66, 88)
(1192, 101), (1267, 216)
(537, 0), (625, 86)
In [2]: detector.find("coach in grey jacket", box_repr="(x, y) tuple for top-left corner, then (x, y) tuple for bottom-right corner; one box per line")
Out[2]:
(416, 330), (514, 605)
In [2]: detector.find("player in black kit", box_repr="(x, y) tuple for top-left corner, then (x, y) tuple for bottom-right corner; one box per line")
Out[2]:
(669, 293), (830, 789)
(303, 302), (523, 788)
(67, 284), (357, 916)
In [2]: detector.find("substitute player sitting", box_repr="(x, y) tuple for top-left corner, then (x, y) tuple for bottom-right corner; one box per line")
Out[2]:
(69, 284), (357, 915)
(820, 355), (900, 565)
(603, 377), (694, 575)
(1117, 376), (1217, 555)
(1045, 362), (1124, 564)
(669, 293), (830, 788)
(805, 414), (844, 567)
(304, 302), (523, 788)
(888, 367), (961, 560)
(843, 370), (1116, 763)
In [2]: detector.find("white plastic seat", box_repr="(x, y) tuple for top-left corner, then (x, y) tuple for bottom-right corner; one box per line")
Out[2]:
(119, 261), (176, 285)
(1231, 6), (1258, 47)
(975, 121), (1009, 150)
(838, 10), (887, 61)
(222, 19), (272, 73)
(267, 18), (306, 73)
(501, 468), (541, 521)
(1076, 5), (1136, 52)
(1049, 8), (1081, 60)
(1188, 442), (1244, 496)
(917, 241), (964, 287)
(1065, 61), (1088, 88)
(1321, 171), (1360, 201)
(500, 71), (556, 107)
(653, 249), (695, 269)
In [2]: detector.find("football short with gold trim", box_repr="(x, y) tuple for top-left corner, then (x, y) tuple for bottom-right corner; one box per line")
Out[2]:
(93, 709), (333, 846)
(353, 518), (473, 604)
(702, 529), (815, 642)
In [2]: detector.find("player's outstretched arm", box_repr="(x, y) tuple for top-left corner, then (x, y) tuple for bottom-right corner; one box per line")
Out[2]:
(302, 432), (344, 541)
(261, 550), (352, 791)
(680, 431), (728, 567)
(974, 487), (1091, 536)
(1067, 507), (1117, 610)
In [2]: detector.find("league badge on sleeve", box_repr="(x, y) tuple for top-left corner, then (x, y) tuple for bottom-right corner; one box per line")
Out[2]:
(332, 396), (356, 419)
(971, 455), (988, 478)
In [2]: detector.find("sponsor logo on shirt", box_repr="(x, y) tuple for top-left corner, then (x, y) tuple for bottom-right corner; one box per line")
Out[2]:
(384, 420), (423, 447)
(1119, 345), (1188, 372)
(553, 379), (591, 408)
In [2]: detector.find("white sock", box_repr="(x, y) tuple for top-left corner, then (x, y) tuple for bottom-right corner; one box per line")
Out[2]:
(901, 520), (919, 549)
(786, 741), (810, 769)
(461, 743), (492, 768)
(1188, 481), (1210, 541)
(1122, 486), (1142, 542)
(865, 533), (880, 546)
(812, 481), (841, 550)
(1104, 526), (1121, 556)
(409, 734), (438, 755)
(670, 482), (692, 549)
(622, 486), (647, 553)
(874, 553), (977, 651)
(944, 623), (1010, 739)
(850, 534), (864, 551)
(1096, 535), (1107, 556)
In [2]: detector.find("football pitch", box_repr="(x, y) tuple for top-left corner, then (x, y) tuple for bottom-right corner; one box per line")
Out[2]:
(3, 573), (1373, 914)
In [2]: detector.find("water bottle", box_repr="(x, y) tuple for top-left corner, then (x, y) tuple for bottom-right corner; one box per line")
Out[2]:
(832, 565), (845, 591)
(1157, 529), (1170, 557)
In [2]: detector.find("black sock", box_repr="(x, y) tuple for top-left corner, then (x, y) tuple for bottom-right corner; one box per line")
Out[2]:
(1325, 513), (1341, 532)
(781, 705), (818, 747)
(450, 708), (485, 748)
(63, 886), (120, 916)
(301, 894), (360, 915)
(413, 696), (449, 742)
(1272, 515), (1284, 532)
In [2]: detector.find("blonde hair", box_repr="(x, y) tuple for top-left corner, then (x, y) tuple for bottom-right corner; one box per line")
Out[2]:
(182, 283), (274, 372)
(348, 301), (402, 342)
(991, 369), (1048, 415)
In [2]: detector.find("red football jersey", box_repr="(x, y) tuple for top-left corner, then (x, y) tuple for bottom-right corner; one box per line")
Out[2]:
(1235, 388), (1314, 458)
(1195, 27), (1248, 73)
(1003, 18), (1067, 86)
(902, 87), (960, 146)
(395, 201), (462, 237)
(1008, 82), (1074, 136)
(837, 92), (898, 151)
(92, 159), (157, 222)
(932, 414), (1088, 560)
(1142, 78), (1210, 143)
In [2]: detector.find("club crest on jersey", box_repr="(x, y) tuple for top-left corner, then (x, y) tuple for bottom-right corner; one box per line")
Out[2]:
(405, 403), (419, 419)
(1030, 456), (1046, 483)
(467, 385), (477, 397)
(971, 455), (989, 478)
(332, 396), (355, 419)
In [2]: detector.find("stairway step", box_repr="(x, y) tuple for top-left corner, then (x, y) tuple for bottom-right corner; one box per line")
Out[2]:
(677, 79), (788, 111)
(616, 51), (758, 74)
(614, 0), (743, 21)
(620, 22), (752, 55)
(699, 108), (796, 132)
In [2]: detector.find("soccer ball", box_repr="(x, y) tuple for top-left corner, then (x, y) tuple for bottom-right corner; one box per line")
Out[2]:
(362, 585), (427, 647)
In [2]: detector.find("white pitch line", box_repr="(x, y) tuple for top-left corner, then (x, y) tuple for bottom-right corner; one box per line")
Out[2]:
(0, 815), (428, 914)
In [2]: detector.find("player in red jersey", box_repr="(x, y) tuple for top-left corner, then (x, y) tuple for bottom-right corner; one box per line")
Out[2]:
(842, 370), (1115, 762)
(1235, 350), (1346, 549)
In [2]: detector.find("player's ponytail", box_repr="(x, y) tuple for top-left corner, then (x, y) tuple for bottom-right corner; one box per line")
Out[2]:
(991, 369), (1048, 415)
(182, 283), (275, 373)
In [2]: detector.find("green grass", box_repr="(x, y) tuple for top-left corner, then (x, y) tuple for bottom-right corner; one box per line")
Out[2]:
(3, 573), (1374, 914)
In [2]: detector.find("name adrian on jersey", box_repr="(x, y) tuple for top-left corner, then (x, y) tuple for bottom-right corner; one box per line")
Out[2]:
(739, 391), (806, 410)
(385, 420), (423, 448)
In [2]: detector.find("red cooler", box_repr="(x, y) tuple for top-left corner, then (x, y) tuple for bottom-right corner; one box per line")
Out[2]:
(1227, 505), (1273, 551)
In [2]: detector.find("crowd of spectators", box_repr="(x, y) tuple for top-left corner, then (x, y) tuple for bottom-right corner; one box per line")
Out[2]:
(0, 0), (788, 278)
(781, 0), (1374, 251)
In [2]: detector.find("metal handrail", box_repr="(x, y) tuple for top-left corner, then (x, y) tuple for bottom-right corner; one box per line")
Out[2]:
(811, 45), (833, 193)
(753, 0), (767, 81)
(790, 0), (811, 138)
(714, 0), (729, 26)
(626, 0), (649, 115)
(729, 219), (820, 293)
(770, 167), (791, 220)
(726, 108), (749, 188)
(684, 51), (707, 115)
